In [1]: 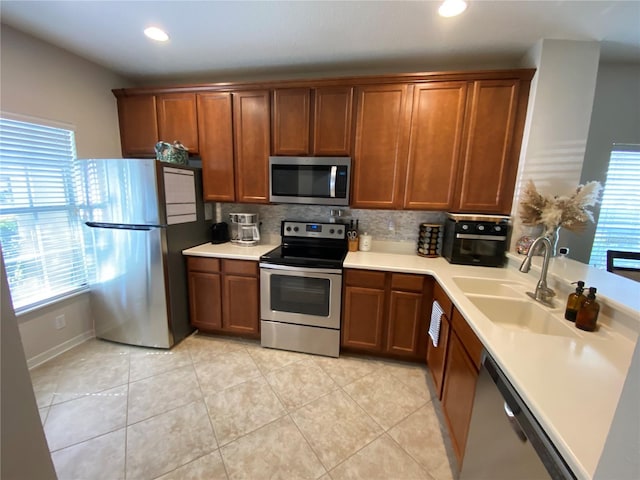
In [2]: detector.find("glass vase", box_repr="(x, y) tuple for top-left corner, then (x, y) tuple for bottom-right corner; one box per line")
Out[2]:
(515, 225), (543, 255)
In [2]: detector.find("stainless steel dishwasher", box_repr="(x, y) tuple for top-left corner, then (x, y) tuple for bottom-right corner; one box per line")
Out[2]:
(460, 352), (576, 480)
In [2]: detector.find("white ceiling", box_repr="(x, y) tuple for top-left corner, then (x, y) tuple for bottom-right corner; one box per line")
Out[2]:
(1, 1), (639, 83)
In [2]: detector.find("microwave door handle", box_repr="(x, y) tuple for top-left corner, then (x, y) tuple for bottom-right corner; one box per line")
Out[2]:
(329, 166), (337, 198)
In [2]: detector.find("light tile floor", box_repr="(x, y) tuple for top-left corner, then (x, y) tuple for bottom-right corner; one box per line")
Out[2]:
(31, 333), (458, 480)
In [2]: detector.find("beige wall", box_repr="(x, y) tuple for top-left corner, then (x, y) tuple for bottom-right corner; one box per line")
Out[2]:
(0, 24), (131, 363)
(511, 39), (601, 252)
(571, 63), (640, 263)
(19, 294), (94, 368)
(0, 24), (129, 157)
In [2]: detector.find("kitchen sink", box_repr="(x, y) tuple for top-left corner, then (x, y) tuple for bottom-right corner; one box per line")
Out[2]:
(452, 276), (524, 298)
(467, 295), (579, 338)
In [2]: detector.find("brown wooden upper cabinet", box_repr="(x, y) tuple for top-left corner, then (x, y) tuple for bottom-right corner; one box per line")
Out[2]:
(115, 93), (198, 157)
(272, 88), (310, 155)
(113, 69), (532, 210)
(116, 95), (158, 157)
(361, 77), (528, 213)
(156, 93), (199, 154)
(313, 86), (353, 155)
(233, 90), (271, 203)
(197, 92), (235, 202)
(403, 82), (468, 210)
(454, 79), (524, 213)
(351, 84), (412, 209)
(271, 86), (353, 156)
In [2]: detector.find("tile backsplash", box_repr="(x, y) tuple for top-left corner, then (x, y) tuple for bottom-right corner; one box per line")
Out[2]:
(213, 203), (447, 245)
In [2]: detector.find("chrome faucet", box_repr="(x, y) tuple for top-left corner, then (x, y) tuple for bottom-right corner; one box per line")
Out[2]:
(519, 235), (556, 307)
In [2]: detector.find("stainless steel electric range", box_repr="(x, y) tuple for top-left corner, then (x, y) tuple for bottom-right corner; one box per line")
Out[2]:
(259, 220), (348, 357)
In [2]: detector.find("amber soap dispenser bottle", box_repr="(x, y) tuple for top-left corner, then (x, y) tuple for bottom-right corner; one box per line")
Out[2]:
(564, 281), (587, 322)
(576, 287), (600, 332)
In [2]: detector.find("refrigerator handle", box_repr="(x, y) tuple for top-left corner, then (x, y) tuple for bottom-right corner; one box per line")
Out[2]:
(85, 221), (157, 231)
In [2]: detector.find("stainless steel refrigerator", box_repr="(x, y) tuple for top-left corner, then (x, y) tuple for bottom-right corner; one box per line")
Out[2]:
(78, 159), (209, 348)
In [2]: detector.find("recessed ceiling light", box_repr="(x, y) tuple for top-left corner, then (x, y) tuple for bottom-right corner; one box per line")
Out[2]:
(144, 27), (169, 42)
(438, 0), (467, 18)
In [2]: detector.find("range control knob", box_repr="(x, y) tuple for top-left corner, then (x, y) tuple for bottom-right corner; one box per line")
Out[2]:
(461, 224), (470, 231)
(477, 225), (485, 231)
(337, 229), (343, 235)
(494, 225), (502, 232)
(329, 229), (335, 234)
(286, 226), (292, 232)
(293, 226), (299, 232)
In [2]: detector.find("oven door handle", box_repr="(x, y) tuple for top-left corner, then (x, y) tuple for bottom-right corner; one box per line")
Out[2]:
(259, 263), (342, 275)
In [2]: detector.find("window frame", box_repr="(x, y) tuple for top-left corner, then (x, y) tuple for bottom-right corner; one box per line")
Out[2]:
(589, 143), (640, 270)
(0, 113), (90, 313)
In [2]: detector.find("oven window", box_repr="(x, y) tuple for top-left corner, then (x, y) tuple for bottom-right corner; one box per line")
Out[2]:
(270, 274), (330, 317)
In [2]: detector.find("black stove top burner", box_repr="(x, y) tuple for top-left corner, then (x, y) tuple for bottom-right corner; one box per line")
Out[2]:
(260, 220), (348, 269)
(260, 244), (347, 269)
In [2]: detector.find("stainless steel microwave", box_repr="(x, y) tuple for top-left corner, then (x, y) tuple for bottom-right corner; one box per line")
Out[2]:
(269, 156), (351, 206)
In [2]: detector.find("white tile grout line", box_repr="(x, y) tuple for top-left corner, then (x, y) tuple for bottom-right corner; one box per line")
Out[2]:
(44, 335), (454, 480)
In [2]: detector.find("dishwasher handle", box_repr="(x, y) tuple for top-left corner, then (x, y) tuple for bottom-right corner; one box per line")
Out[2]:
(482, 353), (577, 479)
(504, 401), (528, 443)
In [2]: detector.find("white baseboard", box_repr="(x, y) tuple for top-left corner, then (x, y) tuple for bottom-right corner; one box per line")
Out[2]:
(27, 330), (95, 369)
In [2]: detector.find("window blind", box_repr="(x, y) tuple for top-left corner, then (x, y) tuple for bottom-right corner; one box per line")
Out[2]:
(0, 117), (89, 311)
(589, 145), (640, 270)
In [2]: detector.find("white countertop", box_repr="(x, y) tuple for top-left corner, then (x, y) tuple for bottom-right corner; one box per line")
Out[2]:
(345, 248), (639, 480)
(182, 241), (277, 260)
(184, 241), (639, 479)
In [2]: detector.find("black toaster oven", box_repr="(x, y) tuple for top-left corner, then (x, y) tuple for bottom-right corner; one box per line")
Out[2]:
(443, 214), (510, 267)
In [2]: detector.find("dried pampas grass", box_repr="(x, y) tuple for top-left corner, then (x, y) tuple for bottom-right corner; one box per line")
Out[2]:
(519, 180), (602, 235)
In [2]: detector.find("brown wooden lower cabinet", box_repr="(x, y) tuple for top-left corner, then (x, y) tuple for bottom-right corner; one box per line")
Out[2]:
(426, 312), (450, 399)
(187, 257), (222, 331)
(386, 289), (424, 356)
(186, 257), (259, 338)
(441, 332), (478, 465)
(188, 270), (222, 331)
(426, 281), (454, 399)
(341, 269), (430, 360)
(441, 307), (484, 466)
(342, 284), (386, 351)
(222, 274), (259, 335)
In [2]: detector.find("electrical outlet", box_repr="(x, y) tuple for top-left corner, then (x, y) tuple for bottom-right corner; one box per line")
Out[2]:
(54, 314), (66, 329)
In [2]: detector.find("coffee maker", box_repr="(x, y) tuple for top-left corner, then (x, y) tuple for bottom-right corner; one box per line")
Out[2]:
(229, 213), (260, 246)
